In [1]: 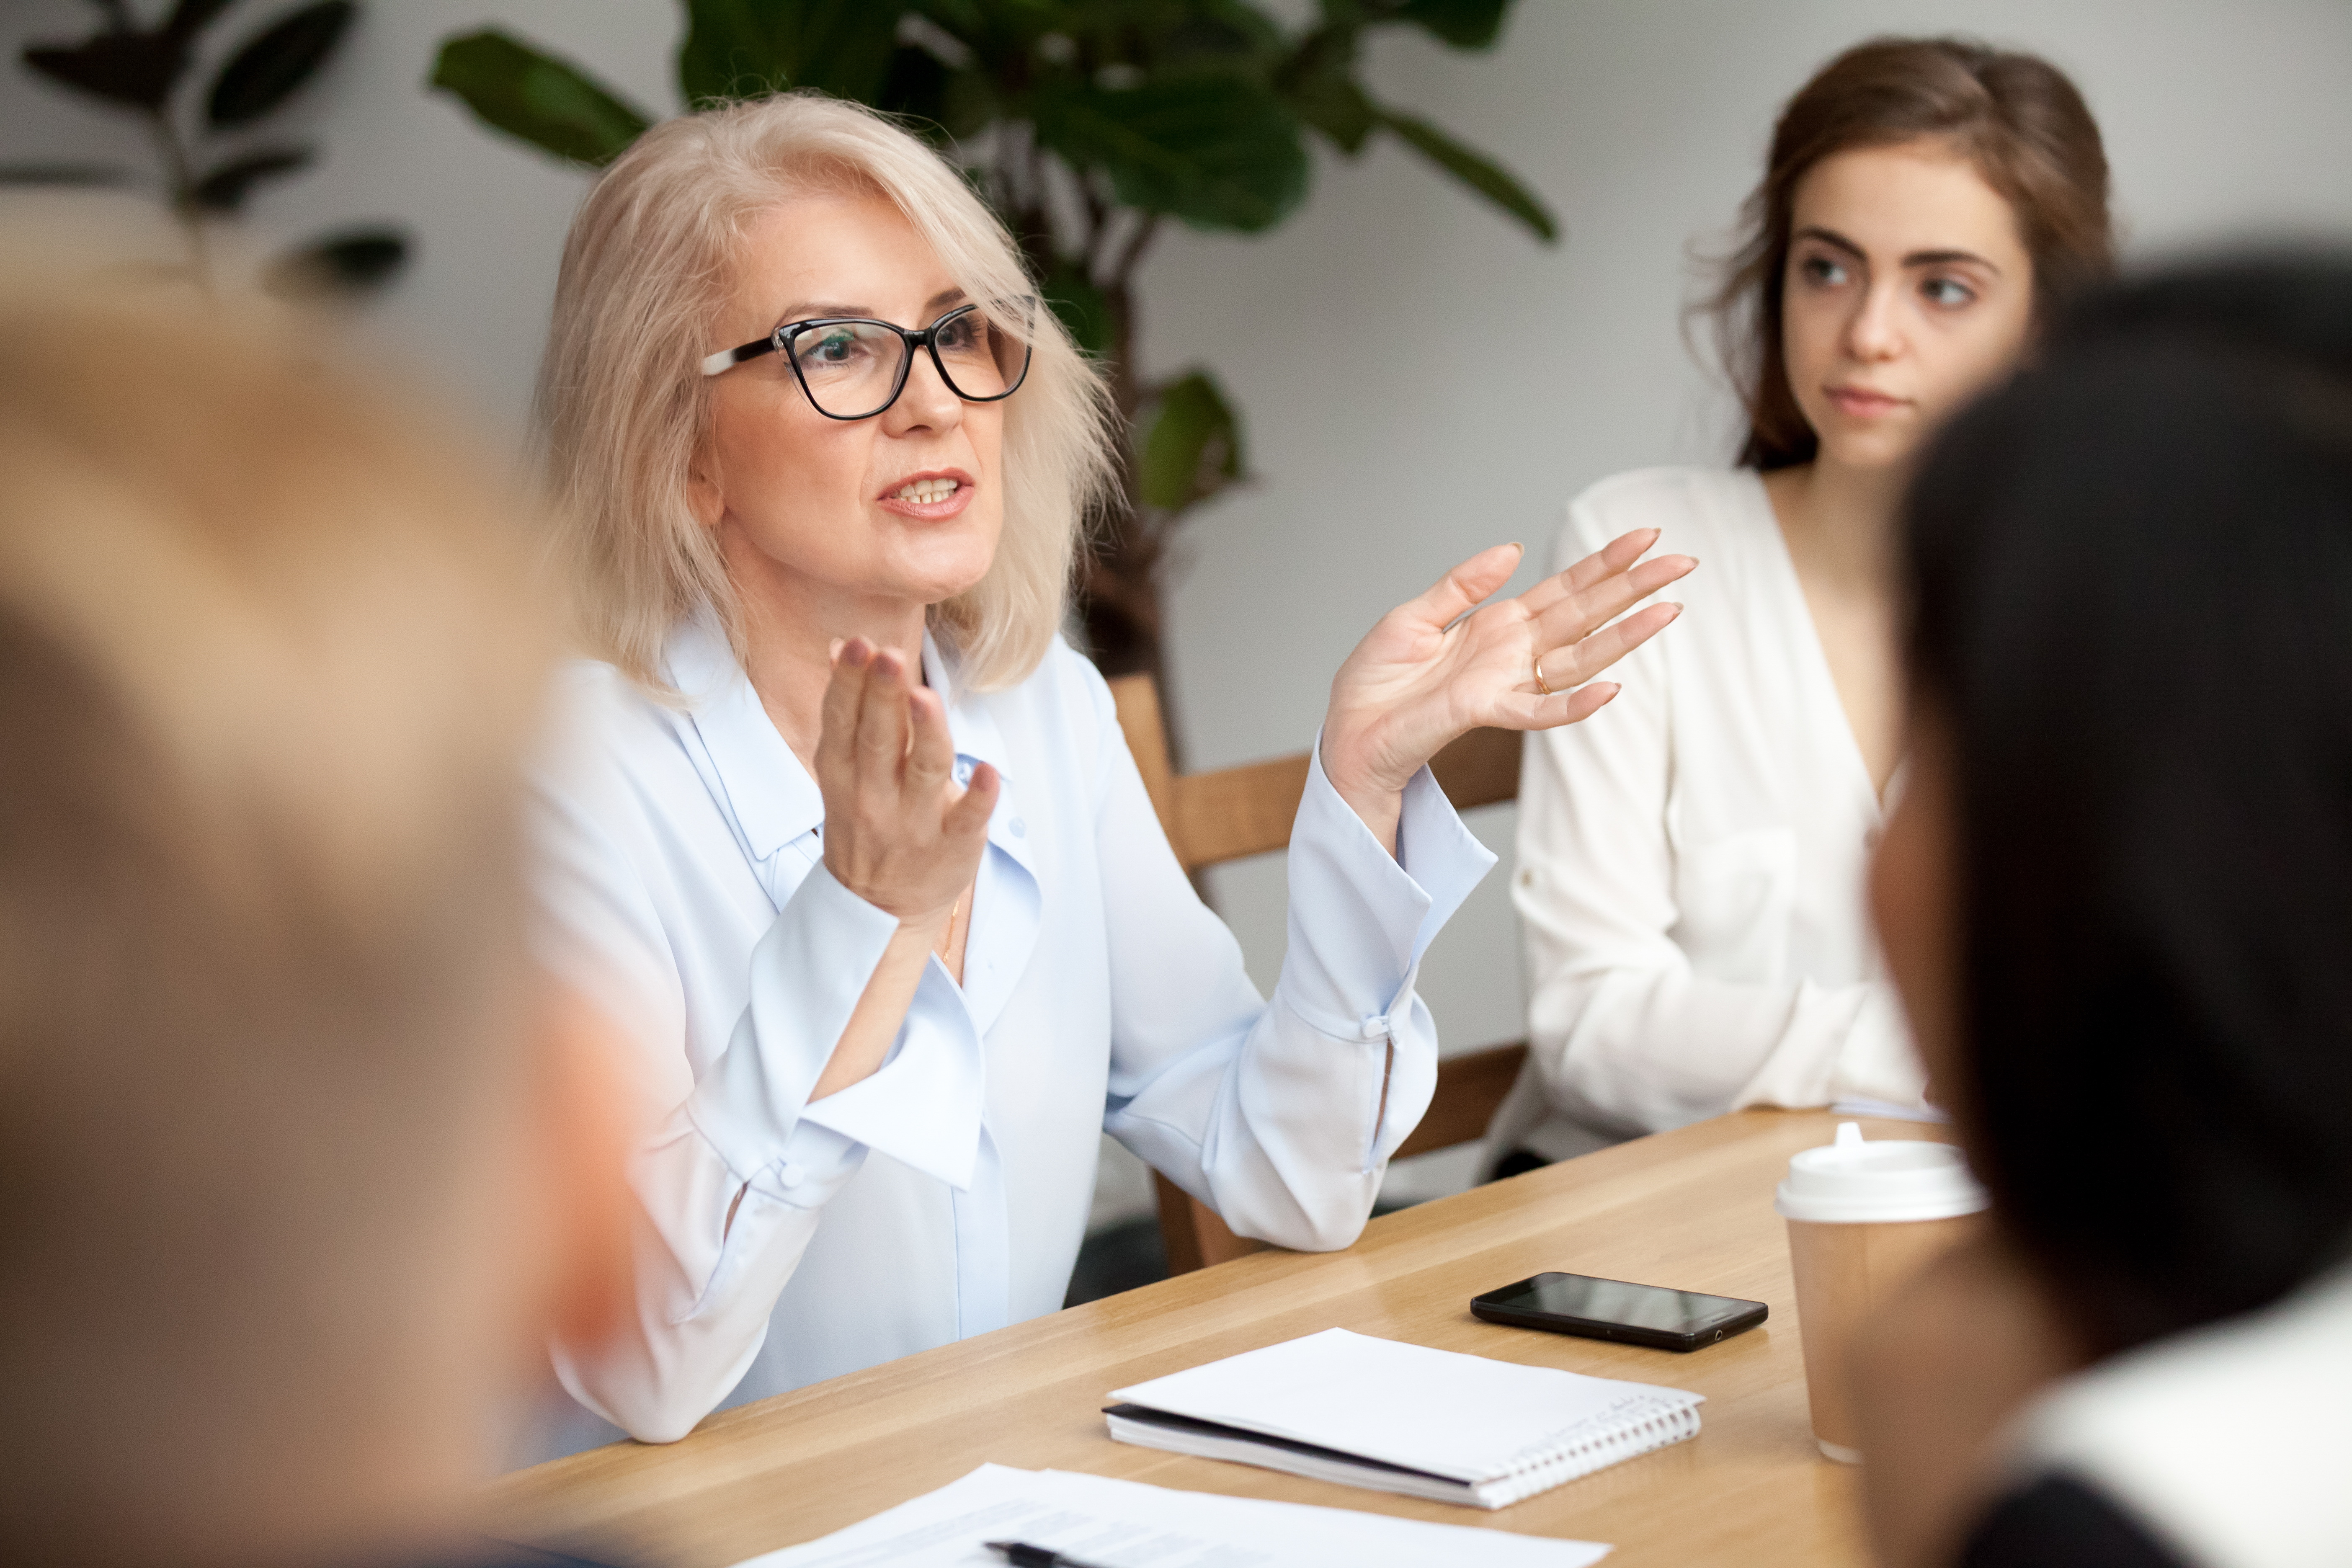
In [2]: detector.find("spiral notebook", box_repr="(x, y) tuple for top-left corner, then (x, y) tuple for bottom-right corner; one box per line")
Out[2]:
(1104, 1328), (1703, 1510)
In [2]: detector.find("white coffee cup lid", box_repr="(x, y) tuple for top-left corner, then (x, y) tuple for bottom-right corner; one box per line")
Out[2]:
(1774, 1122), (1989, 1224)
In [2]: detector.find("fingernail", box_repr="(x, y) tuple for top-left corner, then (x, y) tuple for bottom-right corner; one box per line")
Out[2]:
(829, 637), (846, 661)
(1667, 601), (1684, 613)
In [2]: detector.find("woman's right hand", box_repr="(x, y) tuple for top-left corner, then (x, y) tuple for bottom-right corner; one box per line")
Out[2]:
(815, 638), (997, 933)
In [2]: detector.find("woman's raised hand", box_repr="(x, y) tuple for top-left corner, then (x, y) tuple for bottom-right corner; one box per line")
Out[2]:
(1319, 529), (1695, 850)
(815, 638), (997, 931)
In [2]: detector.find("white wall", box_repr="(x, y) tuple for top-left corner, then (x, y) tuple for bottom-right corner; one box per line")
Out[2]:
(12, 0), (2352, 1217)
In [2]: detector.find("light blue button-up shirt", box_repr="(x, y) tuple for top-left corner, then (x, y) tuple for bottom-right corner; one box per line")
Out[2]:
(527, 619), (1493, 1452)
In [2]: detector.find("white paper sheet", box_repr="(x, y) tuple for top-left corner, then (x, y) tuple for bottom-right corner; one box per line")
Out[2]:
(727, 1463), (1609, 1568)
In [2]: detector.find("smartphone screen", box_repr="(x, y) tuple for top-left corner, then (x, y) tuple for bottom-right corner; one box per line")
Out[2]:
(1473, 1271), (1767, 1349)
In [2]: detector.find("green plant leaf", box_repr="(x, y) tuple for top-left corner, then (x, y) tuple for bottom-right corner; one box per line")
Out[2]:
(264, 226), (410, 299)
(1395, 0), (1511, 49)
(1139, 369), (1244, 512)
(874, 41), (961, 138)
(1275, 23), (1374, 153)
(908, 0), (989, 35)
(1032, 75), (1307, 234)
(162, 0), (240, 44)
(678, 0), (905, 107)
(1150, 2), (1286, 71)
(206, 0), (355, 129)
(430, 31), (653, 169)
(21, 32), (189, 111)
(1378, 110), (1556, 242)
(0, 162), (136, 186)
(1039, 257), (1113, 356)
(190, 145), (312, 211)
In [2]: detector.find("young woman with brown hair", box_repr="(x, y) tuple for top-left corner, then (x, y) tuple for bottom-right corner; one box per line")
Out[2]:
(1493, 38), (2115, 1163)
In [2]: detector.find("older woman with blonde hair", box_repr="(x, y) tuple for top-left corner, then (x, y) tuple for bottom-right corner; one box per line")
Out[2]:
(528, 90), (1694, 1452)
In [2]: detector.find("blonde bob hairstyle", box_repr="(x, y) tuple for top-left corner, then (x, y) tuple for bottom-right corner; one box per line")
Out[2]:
(537, 93), (1116, 695)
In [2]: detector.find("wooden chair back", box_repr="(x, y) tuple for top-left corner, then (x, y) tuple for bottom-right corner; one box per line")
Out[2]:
(1107, 672), (1531, 1273)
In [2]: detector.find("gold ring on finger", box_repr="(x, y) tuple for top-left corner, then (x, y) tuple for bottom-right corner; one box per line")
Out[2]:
(1533, 652), (1555, 697)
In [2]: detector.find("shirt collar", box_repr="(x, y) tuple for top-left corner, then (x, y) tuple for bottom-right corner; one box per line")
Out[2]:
(664, 616), (1014, 865)
(920, 629), (1013, 784)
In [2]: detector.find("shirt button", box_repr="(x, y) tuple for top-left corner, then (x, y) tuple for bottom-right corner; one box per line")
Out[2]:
(954, 760), (974, 785)
(1009, 817), (1026, 838)
(777, 1161), (806, 1189)
(1359, 1015), (1392, 1040)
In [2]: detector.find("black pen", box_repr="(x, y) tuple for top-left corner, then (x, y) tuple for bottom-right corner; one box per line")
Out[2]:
(984, 1541), (1117, 1568)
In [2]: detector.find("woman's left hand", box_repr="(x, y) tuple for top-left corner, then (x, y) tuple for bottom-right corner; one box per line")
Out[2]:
(1320, 529), (1694, 851)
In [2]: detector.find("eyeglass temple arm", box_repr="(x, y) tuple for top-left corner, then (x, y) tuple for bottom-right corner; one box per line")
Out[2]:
(700, 338), (777, 378)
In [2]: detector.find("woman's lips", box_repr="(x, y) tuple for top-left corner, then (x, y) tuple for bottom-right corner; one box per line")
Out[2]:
(876, 470), (976, 520)
(1826, 386), (1910, 419)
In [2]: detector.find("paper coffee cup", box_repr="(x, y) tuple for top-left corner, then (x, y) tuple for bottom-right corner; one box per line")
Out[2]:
(1774, 1122), (1988, 1463)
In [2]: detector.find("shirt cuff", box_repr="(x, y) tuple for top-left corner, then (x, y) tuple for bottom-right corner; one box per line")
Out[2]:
(1278, 732), (1498, 1034)
(797, 960), (986, 1190)
(683, 861), (898, 1185)
(743, 1117), (865, 1210)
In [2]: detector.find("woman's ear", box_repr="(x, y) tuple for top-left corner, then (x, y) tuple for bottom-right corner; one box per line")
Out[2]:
(686, 441), (725, 531)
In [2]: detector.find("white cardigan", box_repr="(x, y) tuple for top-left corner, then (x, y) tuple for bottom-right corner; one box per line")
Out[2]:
(1491, 467), (1926, 1156)
(525, 618), (1492, 1456)
(2004, 1260), (2352, 1567)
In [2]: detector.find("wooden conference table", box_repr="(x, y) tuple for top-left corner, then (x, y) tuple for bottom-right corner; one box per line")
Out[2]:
(484, 1109), (1947, 1566)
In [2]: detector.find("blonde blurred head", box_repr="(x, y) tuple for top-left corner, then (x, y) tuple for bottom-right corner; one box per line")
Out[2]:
(538, 92), (1115, 695)
(0, 272), (616, 1566)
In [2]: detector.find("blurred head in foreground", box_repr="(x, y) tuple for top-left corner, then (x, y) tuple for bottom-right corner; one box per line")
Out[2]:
(1859, 256), (2352, 1568)
(0, 277), (629, 1565)
(1876, 254), (2352, 1354)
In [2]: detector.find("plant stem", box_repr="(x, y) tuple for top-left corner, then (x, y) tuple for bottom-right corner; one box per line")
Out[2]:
(144, 105), (212, 294)
(1108, 213), (1161, 299)
(992, 120), (1019, 214)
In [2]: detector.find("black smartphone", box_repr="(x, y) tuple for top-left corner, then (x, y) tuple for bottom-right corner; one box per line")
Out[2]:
(1471, 1271), (1769, 1352)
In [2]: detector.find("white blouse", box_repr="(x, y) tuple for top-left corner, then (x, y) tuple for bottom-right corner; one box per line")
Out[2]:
(527, 617), (1493, 1453)
(1491, 467), (1926, 1156)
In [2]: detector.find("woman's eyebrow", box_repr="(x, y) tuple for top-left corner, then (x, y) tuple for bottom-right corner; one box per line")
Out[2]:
(774, 302), (871, 324)
(1901, 248), (2001, 273)
(1794, 224), (1865, 259)
(1794, 227), (2003, 276)
(769, 289), (969, 328)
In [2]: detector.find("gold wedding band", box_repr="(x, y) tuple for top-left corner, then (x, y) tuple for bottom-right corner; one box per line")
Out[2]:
(1533, 652), (1555, 697)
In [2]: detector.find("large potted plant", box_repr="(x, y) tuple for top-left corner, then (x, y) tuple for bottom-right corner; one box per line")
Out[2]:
(431, 0), (1555, 684)
(9, 0), (409, 299)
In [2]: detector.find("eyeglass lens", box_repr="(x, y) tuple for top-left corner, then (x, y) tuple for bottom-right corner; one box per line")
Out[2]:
(787, 304), (1030, 419)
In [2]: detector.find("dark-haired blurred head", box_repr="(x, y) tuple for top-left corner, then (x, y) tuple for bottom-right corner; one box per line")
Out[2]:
(1875, 253), (2352, 1356)
(0, 272), (632, 1567)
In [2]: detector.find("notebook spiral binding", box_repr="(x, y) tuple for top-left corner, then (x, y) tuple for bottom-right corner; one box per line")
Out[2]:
(1483, 1394), (1705, 1507)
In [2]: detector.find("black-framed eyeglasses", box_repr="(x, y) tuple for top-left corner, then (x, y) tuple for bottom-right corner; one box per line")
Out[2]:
(698, 298), (1035, 420)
